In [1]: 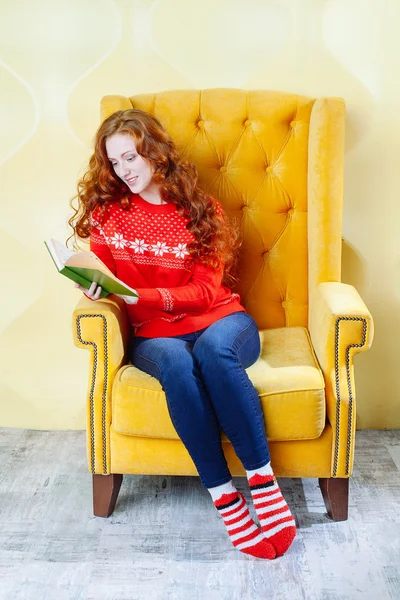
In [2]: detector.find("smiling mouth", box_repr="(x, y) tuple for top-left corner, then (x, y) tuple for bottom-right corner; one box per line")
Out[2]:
(126, 176), (138, 184)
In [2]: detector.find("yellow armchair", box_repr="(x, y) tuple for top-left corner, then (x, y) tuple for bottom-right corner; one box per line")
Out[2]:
(72, 89), (373, 521)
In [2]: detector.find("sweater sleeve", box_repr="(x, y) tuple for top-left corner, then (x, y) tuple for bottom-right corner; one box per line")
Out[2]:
(89, 210), (117, 275)
(135, 261), (224, 314)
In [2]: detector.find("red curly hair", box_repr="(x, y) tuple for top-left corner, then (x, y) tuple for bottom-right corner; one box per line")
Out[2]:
(67, 109), (241, 286)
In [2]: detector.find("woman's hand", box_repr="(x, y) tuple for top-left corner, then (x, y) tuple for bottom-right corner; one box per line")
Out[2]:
(114, 293), (139, 305)
(75, 282), (139, 305)
(75, 281), (102, 301)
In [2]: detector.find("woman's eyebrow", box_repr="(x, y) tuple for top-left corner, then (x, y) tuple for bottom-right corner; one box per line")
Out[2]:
(108, 150), (136, 160)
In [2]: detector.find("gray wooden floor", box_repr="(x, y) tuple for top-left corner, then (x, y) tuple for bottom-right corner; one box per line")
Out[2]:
(0, 429), (399, 600)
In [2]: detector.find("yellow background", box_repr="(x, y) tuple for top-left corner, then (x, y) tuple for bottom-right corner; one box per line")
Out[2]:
(1, 0), (398, 430)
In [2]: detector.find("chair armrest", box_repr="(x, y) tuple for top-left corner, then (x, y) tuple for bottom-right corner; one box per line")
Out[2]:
(72, 295), (130, 474)
(309, 282), (374, 477)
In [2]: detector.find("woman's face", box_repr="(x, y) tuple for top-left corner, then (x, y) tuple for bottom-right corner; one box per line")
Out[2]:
(105, 132), (155, 196)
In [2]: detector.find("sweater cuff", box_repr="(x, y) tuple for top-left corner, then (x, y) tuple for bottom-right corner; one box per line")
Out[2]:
(136, 287), (163, 308)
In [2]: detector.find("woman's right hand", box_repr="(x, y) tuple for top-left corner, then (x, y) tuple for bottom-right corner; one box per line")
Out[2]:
(75, 281), (102, 301)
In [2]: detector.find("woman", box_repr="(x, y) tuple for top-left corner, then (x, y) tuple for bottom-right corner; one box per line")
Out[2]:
(68, 109), (296, 560)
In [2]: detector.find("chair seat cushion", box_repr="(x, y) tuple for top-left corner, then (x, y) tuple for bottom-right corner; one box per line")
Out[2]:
(112, 326), (326, 442)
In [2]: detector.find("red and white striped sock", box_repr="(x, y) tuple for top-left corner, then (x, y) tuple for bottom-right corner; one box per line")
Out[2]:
(247, 463), (296, 556)
(208, 481), (276, 560)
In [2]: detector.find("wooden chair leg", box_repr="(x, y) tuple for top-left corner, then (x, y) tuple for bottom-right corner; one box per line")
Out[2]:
(92, 474), (123, 517)
(319, 477), (349, 521)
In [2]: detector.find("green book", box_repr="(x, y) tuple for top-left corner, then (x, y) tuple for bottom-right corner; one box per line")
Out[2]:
(44, 238), (139, 299)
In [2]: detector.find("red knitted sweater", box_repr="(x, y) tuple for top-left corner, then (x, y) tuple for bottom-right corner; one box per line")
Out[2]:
(89, 194), (245, 337)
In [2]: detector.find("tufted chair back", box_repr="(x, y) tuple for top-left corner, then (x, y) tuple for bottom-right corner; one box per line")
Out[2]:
(102, 89), (344, 332)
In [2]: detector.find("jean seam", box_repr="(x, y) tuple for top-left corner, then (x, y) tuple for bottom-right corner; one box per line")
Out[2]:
(212, 322), (269, 464)
(232, 323), (264, 434)
(232, 318), (258, 357)
(230, 364), (269, 461)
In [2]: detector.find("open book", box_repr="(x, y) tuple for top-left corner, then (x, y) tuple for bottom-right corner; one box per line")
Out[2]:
(45, 239), (139, 299)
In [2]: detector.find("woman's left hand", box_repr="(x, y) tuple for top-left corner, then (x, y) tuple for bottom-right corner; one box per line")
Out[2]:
(113, 293), (139, 305)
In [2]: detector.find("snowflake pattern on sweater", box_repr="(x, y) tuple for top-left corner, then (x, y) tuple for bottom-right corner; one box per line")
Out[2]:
(95, 227), (190, 259)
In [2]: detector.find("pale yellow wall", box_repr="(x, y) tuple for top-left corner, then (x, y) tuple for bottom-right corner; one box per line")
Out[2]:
(1, 0), (399, 429)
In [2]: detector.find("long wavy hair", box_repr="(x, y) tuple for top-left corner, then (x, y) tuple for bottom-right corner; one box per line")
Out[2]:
(67, 108), (242, 286)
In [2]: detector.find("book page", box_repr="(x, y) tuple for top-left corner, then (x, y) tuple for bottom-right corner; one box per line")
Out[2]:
(45, 239), (76, 270)
(67, 251), (116, 277)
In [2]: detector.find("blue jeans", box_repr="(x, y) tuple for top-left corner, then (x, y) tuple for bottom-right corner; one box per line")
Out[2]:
(129, 311), (270, 488)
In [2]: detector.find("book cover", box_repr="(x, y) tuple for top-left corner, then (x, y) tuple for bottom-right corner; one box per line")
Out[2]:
(44, 239), (139, 299)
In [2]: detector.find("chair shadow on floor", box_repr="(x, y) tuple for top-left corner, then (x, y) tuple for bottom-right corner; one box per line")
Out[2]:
(105, 474), (333, 529)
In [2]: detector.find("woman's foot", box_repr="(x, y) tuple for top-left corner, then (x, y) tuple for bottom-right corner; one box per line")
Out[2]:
(247, 464), (296, 556)
(209, 481), (276, 559)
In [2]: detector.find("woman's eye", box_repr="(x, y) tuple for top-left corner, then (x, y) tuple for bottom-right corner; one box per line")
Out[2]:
(110, 155), (136, 166)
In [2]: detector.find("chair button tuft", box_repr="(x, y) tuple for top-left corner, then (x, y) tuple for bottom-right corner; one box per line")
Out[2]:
(220, 166), (227, 173)
(266, 166), (273, 174)
(244, 119), (251, 127)
(198, 120), (205, 128)
(290, 121), (296, 128)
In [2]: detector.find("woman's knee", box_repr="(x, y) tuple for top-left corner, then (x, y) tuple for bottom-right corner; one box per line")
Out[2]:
(192, 334), (231, 369)
(193, 314), (260, 368)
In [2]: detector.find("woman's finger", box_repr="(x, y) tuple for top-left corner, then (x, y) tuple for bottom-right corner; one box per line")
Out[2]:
(74, 280), (102, 300)
(88, 281), (97, 294)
